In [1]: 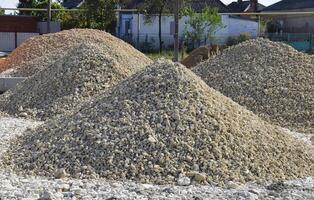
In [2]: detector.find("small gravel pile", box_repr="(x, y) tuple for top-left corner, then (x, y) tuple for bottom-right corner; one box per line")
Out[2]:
(3, 60), (313, 186)
(193, 38), (314, 134)
(0, 29), (150, 77)
(181, 45), (221, 68)
(0, 40), (151, 120)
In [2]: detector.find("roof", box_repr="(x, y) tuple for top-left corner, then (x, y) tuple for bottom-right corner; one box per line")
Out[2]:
(228, 1), (265, 12)
(62, 0), (84, 9)
(263, 0), (314, 11)
(124, 0), (230, 12)
(187, 0), (230, 12)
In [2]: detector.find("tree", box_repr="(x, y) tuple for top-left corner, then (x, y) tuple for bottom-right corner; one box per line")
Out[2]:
(34, 0), (64, 21)
(141, 0), (172, 53)
(83, 0), (120, 30)
(0, 7), (5, 15)
(183, 7), (223, 48)
(18, 0), (38, 15)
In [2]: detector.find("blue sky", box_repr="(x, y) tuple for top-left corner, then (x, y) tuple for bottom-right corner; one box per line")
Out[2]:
(0, 0), (281, 8)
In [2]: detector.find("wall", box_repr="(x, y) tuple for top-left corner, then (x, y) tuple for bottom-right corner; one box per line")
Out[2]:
(37, 22), (61, 34)
(0, 32), (39, 52)
(0, 16), (38, 33)
(118, 13), (258, 50)
(228, 16), (258, 37)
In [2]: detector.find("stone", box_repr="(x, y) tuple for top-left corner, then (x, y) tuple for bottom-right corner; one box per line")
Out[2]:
(177, 175), (191, 186)
(54, 169), (67, 179)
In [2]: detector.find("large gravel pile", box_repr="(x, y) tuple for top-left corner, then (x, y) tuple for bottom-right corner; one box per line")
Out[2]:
(3, 60), (313, 186)
(0, 29), (151, 77)
(193, 38), (314, 134)
(0, 39), (151, 120)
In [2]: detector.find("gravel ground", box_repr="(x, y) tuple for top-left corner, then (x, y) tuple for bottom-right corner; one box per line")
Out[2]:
(0, 101), (313, 199)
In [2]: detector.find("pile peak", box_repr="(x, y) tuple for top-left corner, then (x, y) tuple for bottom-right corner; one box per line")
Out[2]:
(193, 38), (314, 133)
(0, 35), (151, 120)
(3, 60), (313, 185)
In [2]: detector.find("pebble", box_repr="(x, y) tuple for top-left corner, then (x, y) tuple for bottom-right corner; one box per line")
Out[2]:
(177, 175), (191, 186)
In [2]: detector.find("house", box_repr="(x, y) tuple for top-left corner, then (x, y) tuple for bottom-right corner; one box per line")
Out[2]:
(263, 0), (314, 12)
(228, 0), (265, 12)
(117, 0), (259, 50)
(262, 0), (314, 51)
(263, 0), (314, 33)
(62, 0), (85, 9)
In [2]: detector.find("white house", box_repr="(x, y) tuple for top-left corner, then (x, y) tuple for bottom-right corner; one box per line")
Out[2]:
(116, 12), (258, 50)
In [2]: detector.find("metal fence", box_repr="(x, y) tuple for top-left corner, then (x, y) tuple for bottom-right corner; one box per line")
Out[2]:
(0, 32), (39, 52)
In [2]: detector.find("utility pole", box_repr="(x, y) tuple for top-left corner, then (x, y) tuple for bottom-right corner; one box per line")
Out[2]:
(47, 0), (52, 33)
(173, 0), (180, 62)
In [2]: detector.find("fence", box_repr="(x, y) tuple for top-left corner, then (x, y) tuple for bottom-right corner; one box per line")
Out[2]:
(117, 12), (314, 53)
(0, 32), (39, 52)
(118, 34), (238, 53)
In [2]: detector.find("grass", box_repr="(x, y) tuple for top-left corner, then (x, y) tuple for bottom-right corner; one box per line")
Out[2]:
(145, 50), (188, 61)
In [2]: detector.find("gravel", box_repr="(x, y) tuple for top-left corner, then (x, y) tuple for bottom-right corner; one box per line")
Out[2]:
(3, 60), (313, 186)
(0, 113), (313, 199)
(0, 30), (151, 120)
(193, 38), (314, 134)
(0, 29), (151, 77)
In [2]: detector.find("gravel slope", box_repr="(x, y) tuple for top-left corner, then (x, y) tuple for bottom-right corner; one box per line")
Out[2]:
(193, 38), (314, 134)
(0, 116), (313, 199)
(1, 29), (151, 76)
(3, 60), (313, 186)
(0, 41), (151, 120)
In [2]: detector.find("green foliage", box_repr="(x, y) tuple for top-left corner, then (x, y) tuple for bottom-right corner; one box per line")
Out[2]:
(18, 0), (38, 15)
(83, 0), (117, 30)
(35, 0), (64, 21)
(226, 33), (252, 46)
(18, 0), (63, 20)
(0, 7), (4, 15)
(183, 7), (223, 46)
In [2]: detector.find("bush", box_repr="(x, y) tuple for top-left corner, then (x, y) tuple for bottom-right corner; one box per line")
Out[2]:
(226, 33), (251, 46)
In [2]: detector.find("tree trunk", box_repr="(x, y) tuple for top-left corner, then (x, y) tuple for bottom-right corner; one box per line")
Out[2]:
(158, 7), (163, 53)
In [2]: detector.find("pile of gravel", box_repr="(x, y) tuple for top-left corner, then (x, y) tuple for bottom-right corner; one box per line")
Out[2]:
(0, 40), (151, 120)
(0, 29), (150, 77)
(193, 38), (314, 134)
(3, 60), (313, 186)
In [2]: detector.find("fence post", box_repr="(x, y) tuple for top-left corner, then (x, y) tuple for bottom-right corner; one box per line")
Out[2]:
(137, 12), (140, 49)
(15, 32), (17, 49)
(173, 0), (180, 62)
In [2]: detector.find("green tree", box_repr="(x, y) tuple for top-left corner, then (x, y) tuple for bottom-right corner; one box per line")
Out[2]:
(34, 0), (64, 21)
(83, 0), (119, 30)
(183, 7), (223, 48)
(0, 7), (5, 15)
(18, 0), (38, 15)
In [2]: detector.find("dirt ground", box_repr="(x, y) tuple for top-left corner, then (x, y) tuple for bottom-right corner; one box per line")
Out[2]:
(0, 58), (6, 72)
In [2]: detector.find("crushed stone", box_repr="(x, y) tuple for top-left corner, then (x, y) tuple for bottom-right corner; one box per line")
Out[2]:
(3, 60), (313, 186)
(0, 33), (151, 120)
(193, 38), (314, 134)
(0, 29), (151, 77)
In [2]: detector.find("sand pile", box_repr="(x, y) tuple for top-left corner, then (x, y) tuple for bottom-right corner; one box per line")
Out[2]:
(181, 45), (221, 68)
(193, 38), (314, 134)
(3, 60), (313, 185)
(0, 41), (151, 120)
(0, 29), (150, 77)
